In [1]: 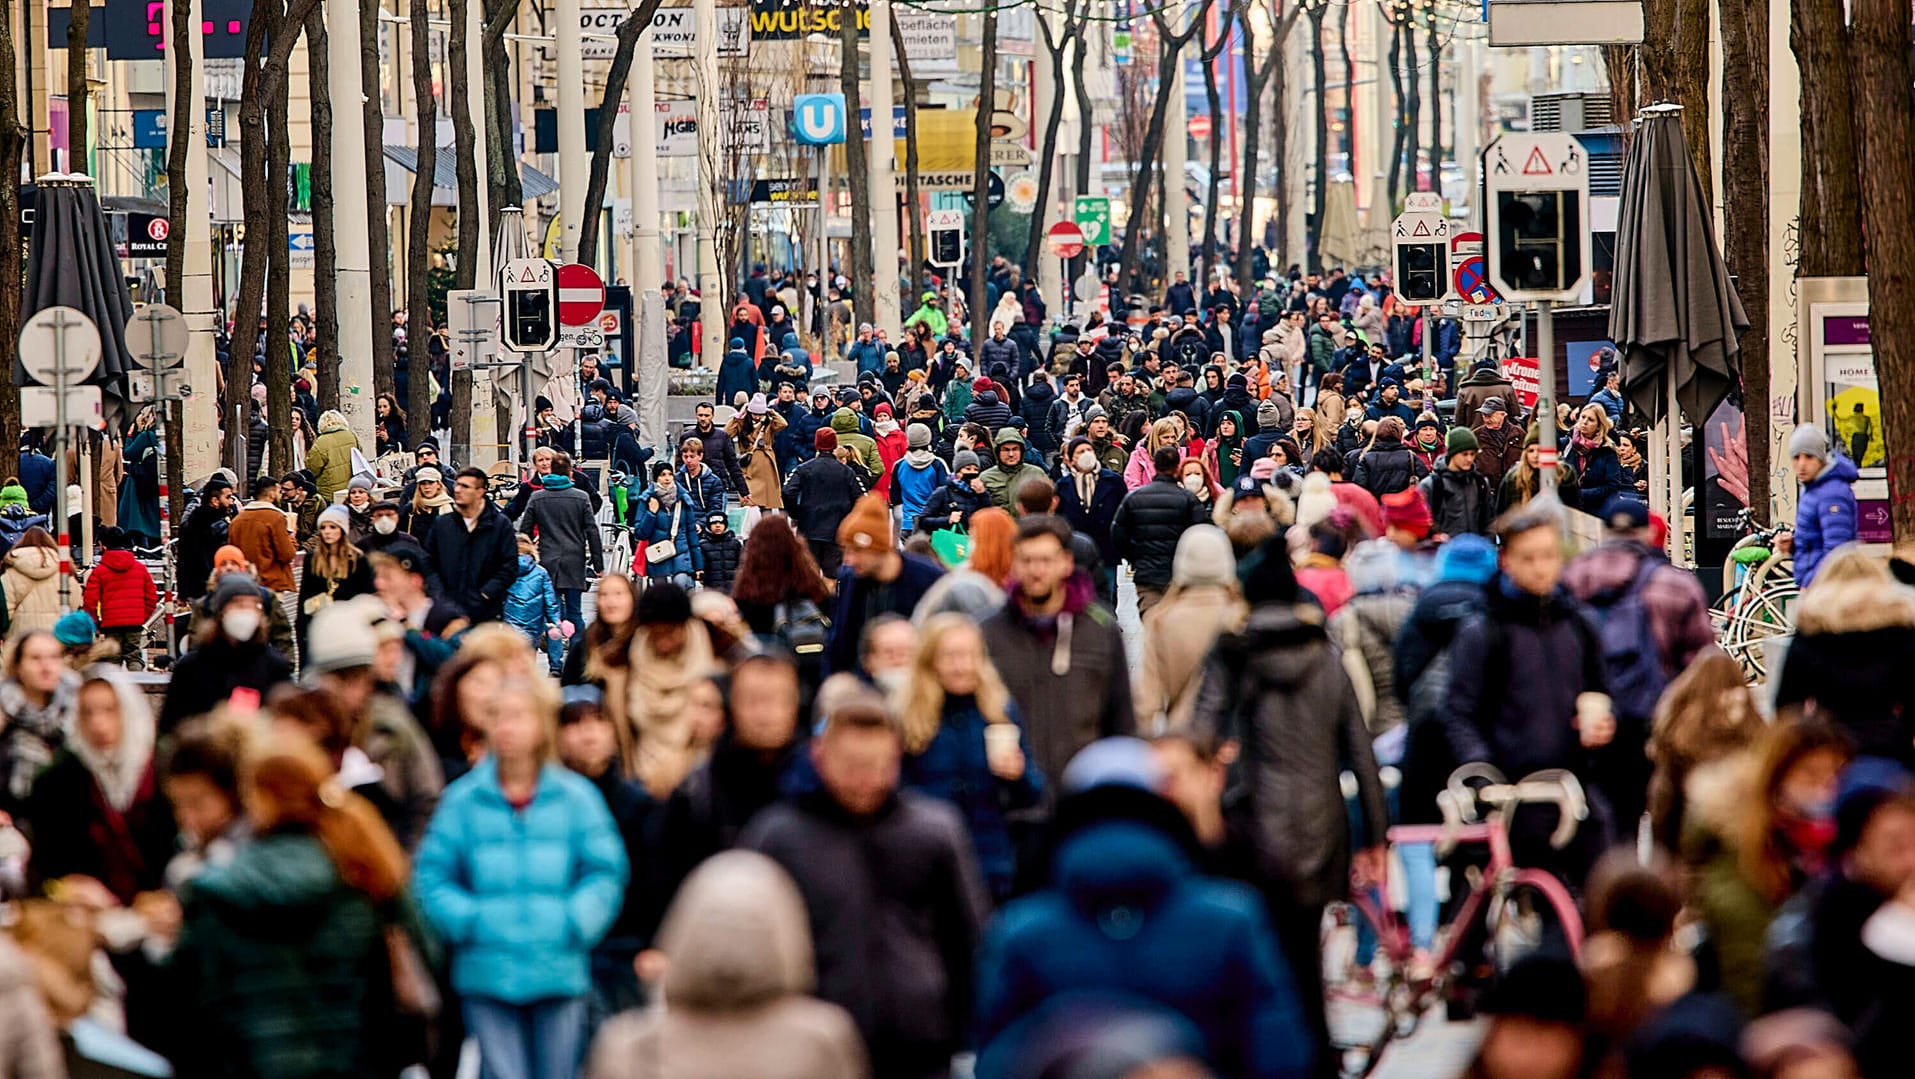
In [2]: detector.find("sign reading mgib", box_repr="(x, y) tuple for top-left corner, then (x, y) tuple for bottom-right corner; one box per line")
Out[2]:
(750, 0), (868, 39)
(1483, 132), (1591, 302)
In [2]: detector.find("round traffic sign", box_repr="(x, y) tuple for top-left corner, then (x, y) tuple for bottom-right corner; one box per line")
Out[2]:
(556, 263), (606, 327)
(147, 218), (170, 242)
(18, 306), (102, 385)
(125, 304), (189, 372)
(1188, 113), (1212, 140)
(960, 171), (1006, 211)
(1453, 256), (1499, 305)
(1046, 221), (1086, 260)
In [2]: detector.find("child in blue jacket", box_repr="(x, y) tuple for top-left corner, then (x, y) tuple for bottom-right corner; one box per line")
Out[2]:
(503, 535), (566, 673)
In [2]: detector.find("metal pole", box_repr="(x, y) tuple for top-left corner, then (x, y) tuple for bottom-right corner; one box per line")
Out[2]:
(326, 0), (377, 449)
(631, 34), (663, 294)
(1536, 299), (1558, 495)
(140, 313), (179, 654)
(818, 145), (829, 338)
(693, 0), (725, 367)
(169, 0), (221, 482)
(1420, 304), (1434, 385)
(868, 0), (902, 337)
(52, 311), (71, 611)
(556, 0), (589, 262)
(1163, 40), (1190, 288)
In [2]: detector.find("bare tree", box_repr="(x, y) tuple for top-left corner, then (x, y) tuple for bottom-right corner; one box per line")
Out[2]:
(1792, 0), (1863, 277)
(66, 0), (89, 170)
(449, 0), (482, 287)
(578, 0), (669, 268)
(406, 0), (437, 447)
(968, 6), (998, 347)
(1234, 0), (1302, 286)
(1402, 10), (1420, 191)
(1718, 0), (1768, 520)
(1424, 2), (1441, 179)
(1382, 0), (1409, 210)
(1850, 0), (1915, 540)
(891, 17), (925, 281)
(840, 7), (873, 325)
(160, 0), (191, 510)
(1021, 0), (1085, 281)
(267, 64), (296, 472)
(364, 0), (398, 400)
(1116, 0), (1218, 287)
(306, 6), (340, 411)
(0, 4), (22, 456)
(1197, 5), (1235, 286)
(1641, 0), (1711, 194)
(1302, 0), (1328, 267)
(484, 0), (525, 235)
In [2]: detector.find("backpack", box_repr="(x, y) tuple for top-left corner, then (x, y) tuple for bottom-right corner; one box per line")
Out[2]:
(773, 598), (830, 656)
(1579, 556), (1669, 729)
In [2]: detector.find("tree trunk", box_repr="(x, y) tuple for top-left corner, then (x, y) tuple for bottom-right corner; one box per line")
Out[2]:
(841, 6), (873, 326)
(483, 0), (523, 236)
(66, 0), (89, 170)
(449, 0), (481, 287)
(230, 3), (279, 457)
(1200, 41), (1224, 285)
(1337, 4), (1353, 177)
(1672, 0), (1712, 204)
(1385, 18), (1405, 211)
(968, 6), (998, 347)
(1232, 39), (1275, 288)
(160, 0), (190, 512)
(1850, 0), (1915, 540)
(0, 3), (23, 457)
(891, 16), (925, 281)
(1118, 2), (1212, 288)
(1792, 0), (1863, 276)
(306, 6), (340, 412)
(1718, 0), (1768, 521)
(406, 0), (437, 447)
(1021, 13), (1078, 281)
(1070, 27), (1094, 283)
(578, 0), (666, 270)
(364, 0), (397, 400)
(1271, 32), (1293, 268)
(267, 59), (295, 475)
(1604, 45), (1639, 125)
(1425, 6), (1441, 180)
(1404, 14), (1421, 191)
(1308, 6), (1327, 267)
(1641, 0), (1675, 100)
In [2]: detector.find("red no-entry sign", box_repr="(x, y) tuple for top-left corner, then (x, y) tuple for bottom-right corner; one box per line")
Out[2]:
(1046, 221), (1086, 259)
(556, 263), (606, 326)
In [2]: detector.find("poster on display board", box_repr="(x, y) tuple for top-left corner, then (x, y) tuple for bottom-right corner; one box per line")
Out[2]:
(1698, 397), (1750, 551)
(1564, 339), (1617, 398)
(1803, 290), (1891, 544)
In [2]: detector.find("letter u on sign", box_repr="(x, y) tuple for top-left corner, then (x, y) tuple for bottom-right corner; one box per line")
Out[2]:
(792, 94), (846, 146)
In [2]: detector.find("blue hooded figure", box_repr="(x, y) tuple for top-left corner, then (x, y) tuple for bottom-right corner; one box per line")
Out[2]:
(717, 336), (757, 406)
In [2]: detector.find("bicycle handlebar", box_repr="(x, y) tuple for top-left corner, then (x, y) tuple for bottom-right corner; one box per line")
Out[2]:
(1439, 766), (1589, 853)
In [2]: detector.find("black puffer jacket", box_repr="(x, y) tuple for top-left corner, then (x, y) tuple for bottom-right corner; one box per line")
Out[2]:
(1110, 475), (1206, 589)
(1423, 464), (1494, 538)
(916, 476), (992, 534)
(963, 391), (1014, 434)
(1351, 434), (1427, 499)
(979, 334), (1021, 374)
(1020, 379), (1060, 456)
(699, 530), (744, 595)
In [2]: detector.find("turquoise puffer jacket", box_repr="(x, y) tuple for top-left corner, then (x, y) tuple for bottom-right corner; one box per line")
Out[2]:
(414, 758), (628, 1004)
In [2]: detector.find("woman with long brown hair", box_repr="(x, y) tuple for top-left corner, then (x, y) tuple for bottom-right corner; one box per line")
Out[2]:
(731, 515), (832, 638)
(166, 731), (411, 1077)
(1646, 651), (1765, 851)
(296, 505), (371, 656)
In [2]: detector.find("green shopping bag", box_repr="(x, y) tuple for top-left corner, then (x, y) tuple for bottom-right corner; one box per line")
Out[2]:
(929, 524), (970, 567)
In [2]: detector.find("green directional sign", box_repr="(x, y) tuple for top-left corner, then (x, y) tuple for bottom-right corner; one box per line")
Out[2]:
(1074, 196), (1111, 247)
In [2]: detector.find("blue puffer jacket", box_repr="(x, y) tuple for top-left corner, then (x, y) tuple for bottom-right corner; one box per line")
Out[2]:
(630, 488), (703, 578)
(413, 758), (628, 1005)
(1794, 454), (1858, 588)
(890, 452), (951, 533)
(503, 554), (563, 671)
(900, 698), (1044, 899)
(975, 810), (1313, 1079)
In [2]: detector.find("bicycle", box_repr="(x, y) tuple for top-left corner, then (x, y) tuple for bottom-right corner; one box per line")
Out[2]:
(1326, 765), (1588, 1078)
(1710, 507), (1796, 680)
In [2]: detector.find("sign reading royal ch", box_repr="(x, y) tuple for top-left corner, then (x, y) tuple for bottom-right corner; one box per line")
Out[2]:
(749, 0), (870, 39)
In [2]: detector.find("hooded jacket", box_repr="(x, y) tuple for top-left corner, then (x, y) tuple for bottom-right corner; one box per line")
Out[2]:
(890, 450), (951, 533)
(307, 411), (359, 506)
(503, 553), (563, 649)
(83, 547), (159, 629)
(1195, 605), (1389, 906)
(1422, 460), (1495, 538)
(718, 344), (759, 406)
(1793, 454), (1858, 588)
(1774, 576), (1915, 764)
(586, 851), (868, 1079)
(830, 408), (885, 479)
(166, 832), (399, 1078)
(1020, 379), (1061, 455)
(964, 390), (1014, 434)
(974, 789), (1314, 1079)
(980, 433), (1049, 512)
(783, 454), (866, 544)
(2, 545), (65, 636)
(1441, 578), (1607, 781)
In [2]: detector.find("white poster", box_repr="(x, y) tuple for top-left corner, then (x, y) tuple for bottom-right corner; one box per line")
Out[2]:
(655, 99), (699, 157)
(648, 5), (750, 57)
(894, 10), (959, 74)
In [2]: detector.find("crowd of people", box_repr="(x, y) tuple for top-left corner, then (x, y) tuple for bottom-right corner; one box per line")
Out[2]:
(0, 258), (1899, 1079)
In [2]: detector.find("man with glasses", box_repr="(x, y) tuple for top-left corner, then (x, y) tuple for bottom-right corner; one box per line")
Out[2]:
(424, 467), (520, 624)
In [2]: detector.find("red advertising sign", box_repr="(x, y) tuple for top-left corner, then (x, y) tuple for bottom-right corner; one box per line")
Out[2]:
(1504, 355), (1539, 410)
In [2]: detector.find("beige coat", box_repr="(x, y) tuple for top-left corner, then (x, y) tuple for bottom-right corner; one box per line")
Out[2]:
(729, 412), (788, 511)
(1135, 584), (1247, 733)
(587, 851), (867, 1079)
(4, 546), (67, 638)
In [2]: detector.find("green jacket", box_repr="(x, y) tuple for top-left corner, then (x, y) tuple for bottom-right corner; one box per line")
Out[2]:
(308, 427), (360, 506)
(167, 831), (425, 1078)
(981, 461), (1048, 511)
(904, 301), (949, 338)
(830, 408), (885, 479)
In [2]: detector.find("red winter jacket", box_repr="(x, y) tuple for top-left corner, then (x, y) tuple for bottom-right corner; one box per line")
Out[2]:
(82, 549), (158, 630)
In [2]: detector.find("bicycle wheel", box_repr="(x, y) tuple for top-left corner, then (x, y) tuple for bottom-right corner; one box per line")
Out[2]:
(1487, 873), (1584, 972)
(607, 530), (633, 578)
(1323, 899), (1420, 1079)
(1730, 580), (1797, 680)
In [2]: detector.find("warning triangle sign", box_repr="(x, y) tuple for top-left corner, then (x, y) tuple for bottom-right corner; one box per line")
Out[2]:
(519, 266), (537, 282)
(1412, 219), (1431, 237)
(1522, 147), (1553, 176)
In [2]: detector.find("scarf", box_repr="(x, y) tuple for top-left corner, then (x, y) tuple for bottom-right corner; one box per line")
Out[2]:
(626, 621), (718, 796)
(541, 472), (575, 491)
(1570, 428), (1606, 455)
(875, 418), (899, 439)
(653, 483), (680, 509)
(413, 487), (452, 511)
(0, 675), (78, 803)
(66, 677), (156, 814)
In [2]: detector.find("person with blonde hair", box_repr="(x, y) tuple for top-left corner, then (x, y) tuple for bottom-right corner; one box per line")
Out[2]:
(1123, 417), (1185, 490)
(165, 731), (413, 1076)
(415, 673), (628, 1079)
(1563, 403), (1624, 514)
(1646, 651), (1765, 851)
(894, 613), (1043, 900)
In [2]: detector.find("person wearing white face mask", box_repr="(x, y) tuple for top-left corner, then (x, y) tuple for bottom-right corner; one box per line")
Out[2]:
(158, 572), (293, 733)
(359, 500), (407, 554)
(1056, 436), (1126, 605)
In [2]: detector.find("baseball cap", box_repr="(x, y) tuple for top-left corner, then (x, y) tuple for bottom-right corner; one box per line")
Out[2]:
(1477, 396), (1508, 415)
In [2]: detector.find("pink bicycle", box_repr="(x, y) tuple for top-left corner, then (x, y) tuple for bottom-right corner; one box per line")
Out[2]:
(1326, 764), (1588, 1078)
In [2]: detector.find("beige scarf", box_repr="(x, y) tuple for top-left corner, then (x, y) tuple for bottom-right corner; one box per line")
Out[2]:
(626, 621), (718, 796)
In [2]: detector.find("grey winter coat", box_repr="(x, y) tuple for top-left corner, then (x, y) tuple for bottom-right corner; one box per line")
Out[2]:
(1195, 604), (1390, 907)
(1327, 591), (1415, 738)
(518, 484), (604, 591)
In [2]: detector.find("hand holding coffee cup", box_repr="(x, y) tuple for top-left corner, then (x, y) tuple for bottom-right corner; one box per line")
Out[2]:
(1576, 692), (1616, 748)
(984, 723), (1025, 780)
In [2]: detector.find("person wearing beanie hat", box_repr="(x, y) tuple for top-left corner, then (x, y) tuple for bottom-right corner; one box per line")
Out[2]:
(81, 520), (160, 668)
(1380, 487), (1433, 546)
(158, 570), (293, 733)
(826, 492), (945, 676)
(1421, 426), (1494, 540)
(1787, 421), (1858, 589)
(1135, 525), (1248, 732)
(893, 423), (953, 534)
(52, 608), (96, 648)
(781, 422), (864, 576)
(297, 497), (376, 659)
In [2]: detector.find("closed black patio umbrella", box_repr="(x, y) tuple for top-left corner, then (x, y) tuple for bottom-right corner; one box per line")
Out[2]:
(1608, 108), (1748, 425)
(21, 175), (135, 428)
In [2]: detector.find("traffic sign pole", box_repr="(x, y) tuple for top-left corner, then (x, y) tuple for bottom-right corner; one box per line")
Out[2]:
(1536, 301), (1558, 495)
